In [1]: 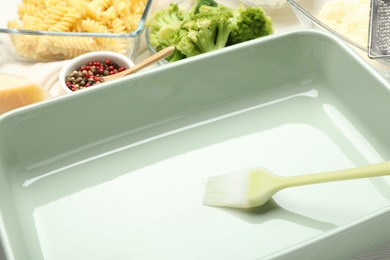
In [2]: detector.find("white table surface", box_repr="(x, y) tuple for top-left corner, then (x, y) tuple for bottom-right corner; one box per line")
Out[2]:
(1, 2), (390, 260)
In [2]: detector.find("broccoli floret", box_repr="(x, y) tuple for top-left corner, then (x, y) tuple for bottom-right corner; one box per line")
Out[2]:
(173, 5), (234, 56)
(198, 5), (235, 49)
(191, 0), (218, 14)
(172, 31), (202, 58)
(187, 20), (218, 53)
(146, 3), (187, 49)
(228, 6), (273, 45)
(169, 28), (202, 59)
(165, 49), (186, 62)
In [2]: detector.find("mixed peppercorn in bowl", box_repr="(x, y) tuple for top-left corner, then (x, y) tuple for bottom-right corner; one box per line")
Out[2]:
(59, 51), (134, 93)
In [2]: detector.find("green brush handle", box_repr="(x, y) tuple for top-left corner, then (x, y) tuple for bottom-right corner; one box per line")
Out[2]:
(279, 161), (390, 189)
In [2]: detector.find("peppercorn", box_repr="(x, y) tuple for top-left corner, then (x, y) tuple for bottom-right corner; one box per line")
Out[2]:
(64, 59), (127, 91)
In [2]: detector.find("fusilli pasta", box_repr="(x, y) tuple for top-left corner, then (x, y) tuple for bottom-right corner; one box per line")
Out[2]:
(8, 0), (147, 60)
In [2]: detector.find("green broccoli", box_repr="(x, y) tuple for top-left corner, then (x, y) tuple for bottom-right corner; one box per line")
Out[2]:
(228, 5), (273, 45)
(171, 28), (202, 58)
(146, 3), (187, 49)
(146, 0), (273, 62)
(170, 4), (234, 57)
(166, 50), (186, 62)
(166, 28), (200, 61)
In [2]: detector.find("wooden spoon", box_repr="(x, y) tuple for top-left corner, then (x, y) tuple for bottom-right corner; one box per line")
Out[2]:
(102, 46), (175, 81)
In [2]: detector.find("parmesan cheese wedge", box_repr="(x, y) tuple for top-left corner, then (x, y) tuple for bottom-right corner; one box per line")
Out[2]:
(0, 74), (46, 115)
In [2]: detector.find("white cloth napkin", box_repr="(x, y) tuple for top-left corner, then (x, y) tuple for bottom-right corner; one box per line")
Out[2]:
(0, 31), (70, 98)
(0, 60), (68, 98)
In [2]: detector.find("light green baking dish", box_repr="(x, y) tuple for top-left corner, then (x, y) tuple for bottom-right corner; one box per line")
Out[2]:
(1, 30), (390, 260)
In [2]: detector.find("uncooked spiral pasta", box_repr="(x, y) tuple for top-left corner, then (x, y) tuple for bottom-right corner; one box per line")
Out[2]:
(7, 0), (147, 61)
(17, 3), (41, 19)
(92, 0), (113, 10)
(81, 18), (109, 33)
(101, 6), (119, 24)
(111, 18), (128, 54)
(49, 8), (81, 32)
(22, 15), (41, 30)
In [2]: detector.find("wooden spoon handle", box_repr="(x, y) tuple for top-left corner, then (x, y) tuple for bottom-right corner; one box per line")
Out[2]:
(102, 46), (176, 81)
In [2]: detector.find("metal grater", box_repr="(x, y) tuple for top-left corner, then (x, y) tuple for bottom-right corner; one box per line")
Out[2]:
(368, 0), (390, 61)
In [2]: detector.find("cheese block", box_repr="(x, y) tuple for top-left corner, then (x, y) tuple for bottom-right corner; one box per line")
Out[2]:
(0, 74), (46, 114)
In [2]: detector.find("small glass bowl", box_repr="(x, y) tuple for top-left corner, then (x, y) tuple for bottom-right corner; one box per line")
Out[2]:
(0, 0), (153, 63)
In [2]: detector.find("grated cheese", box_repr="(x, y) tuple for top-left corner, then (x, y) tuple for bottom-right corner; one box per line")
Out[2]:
(317, 0), (370, 47)
(241, 0), (293, 9)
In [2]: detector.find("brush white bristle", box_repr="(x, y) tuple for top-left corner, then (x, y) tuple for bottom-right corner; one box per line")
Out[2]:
(203, 170), (251, 208)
